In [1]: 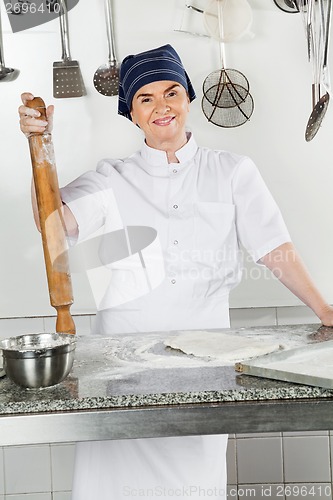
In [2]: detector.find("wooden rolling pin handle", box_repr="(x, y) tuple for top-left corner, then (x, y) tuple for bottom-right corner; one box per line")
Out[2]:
(56, 305), (75, 334)
(26, 96), (47, 125)
(26, 97), (76, 335)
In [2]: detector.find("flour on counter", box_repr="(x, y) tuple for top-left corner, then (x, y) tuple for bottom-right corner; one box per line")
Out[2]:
(164, 330), (283, 363)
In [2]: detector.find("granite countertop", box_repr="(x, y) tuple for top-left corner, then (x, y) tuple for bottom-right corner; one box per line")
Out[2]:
(2, 323), (333, 445)
(1, 323), (333, 415)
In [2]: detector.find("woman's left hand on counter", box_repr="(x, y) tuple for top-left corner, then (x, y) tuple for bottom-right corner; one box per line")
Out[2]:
(318, 305), (333, 327)
(261, 243), (333, 328)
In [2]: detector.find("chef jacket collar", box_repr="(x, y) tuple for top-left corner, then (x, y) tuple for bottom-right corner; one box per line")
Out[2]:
(140, 132), (197, 172)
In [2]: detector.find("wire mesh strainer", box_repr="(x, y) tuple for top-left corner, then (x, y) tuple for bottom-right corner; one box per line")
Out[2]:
(201, 0), (254, 127)
(203, 68), (249, 107)
(202, 92), (254, 127)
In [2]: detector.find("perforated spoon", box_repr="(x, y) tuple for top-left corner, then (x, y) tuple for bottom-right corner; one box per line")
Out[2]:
(93, 0), (119, 96)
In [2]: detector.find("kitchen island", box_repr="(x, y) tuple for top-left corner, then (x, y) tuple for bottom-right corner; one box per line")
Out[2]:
(1, 324), (333, 446)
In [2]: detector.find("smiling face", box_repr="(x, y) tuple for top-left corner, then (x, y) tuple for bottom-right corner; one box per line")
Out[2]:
(130, 80), (190, 153)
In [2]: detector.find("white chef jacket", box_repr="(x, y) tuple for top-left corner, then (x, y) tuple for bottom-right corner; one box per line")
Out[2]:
(61, 133), (291, 500)
(61, 132), (291, 335)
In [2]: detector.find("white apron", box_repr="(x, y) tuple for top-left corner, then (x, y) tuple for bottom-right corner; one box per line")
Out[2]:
(72, 435), (228, 499)
(71, 302), (230, 500)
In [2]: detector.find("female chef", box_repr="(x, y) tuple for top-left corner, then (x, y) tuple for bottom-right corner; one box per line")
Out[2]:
(19, 44), (333, 500)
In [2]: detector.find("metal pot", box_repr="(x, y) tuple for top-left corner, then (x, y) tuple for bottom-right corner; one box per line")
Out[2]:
(0, 333), (76, 389)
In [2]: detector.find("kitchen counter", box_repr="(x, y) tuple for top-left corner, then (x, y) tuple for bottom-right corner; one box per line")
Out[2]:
(1, 324), (333, 446)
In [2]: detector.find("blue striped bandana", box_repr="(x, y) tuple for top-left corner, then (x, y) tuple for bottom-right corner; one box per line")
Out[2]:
(118, 44), (196, 120)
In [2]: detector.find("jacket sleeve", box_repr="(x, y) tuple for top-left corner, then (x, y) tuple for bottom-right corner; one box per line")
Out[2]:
(232, 157), (291, 263)
(60, 161), (115, 243)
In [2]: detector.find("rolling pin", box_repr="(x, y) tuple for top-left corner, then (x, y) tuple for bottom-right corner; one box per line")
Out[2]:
(26, 97), (75, 334)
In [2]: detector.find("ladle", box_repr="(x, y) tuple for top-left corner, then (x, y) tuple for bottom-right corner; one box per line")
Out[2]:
(93, 0), (119, 96)
(0, 6), (19, 82)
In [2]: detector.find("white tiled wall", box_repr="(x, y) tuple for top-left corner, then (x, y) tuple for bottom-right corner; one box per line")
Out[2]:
(0, 443), (75, 500)
(0, 315), (93, 341)
(0, 307), (331, 500)
(5, 445), (51, 494)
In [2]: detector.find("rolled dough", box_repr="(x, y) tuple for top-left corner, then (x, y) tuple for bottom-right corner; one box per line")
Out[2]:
(165, 330), (282, 363)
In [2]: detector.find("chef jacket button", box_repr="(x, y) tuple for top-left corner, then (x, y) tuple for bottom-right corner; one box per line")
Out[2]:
(173, 204), (179, 210)
(173, 240), (179, 245)
(171, 279), (176, 284)
(173, 169), (177, 174)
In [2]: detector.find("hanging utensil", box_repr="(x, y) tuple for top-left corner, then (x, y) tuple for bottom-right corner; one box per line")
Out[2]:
(93, 0), (119, 96)
(308, 0), (319, 106)
(203, 0), (254, 42)
(203, 68), (250, 108)
(319, 0), (331, 94)
(306, 0), (314, 60)
(306, 92), (330, 141)
(296, 0), (311, 60)
(174, 3), (209, 38)
(53, 0), (86, 98)
(185, 4), (204, 14)
(305, 0), (331, 141)
(0, 6), (19, 82)
(202, 91), (254, 127)
(201, 0), (254, 127)
(202, 0), (250, 108)
(273, 0), (299, 14)
(25, 97), (76, 335)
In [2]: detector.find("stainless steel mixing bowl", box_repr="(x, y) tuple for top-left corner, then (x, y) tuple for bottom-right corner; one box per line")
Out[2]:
(0, 333), (76, 389)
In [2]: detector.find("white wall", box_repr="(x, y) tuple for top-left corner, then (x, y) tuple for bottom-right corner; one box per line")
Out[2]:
(1, 0), (333, 318)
